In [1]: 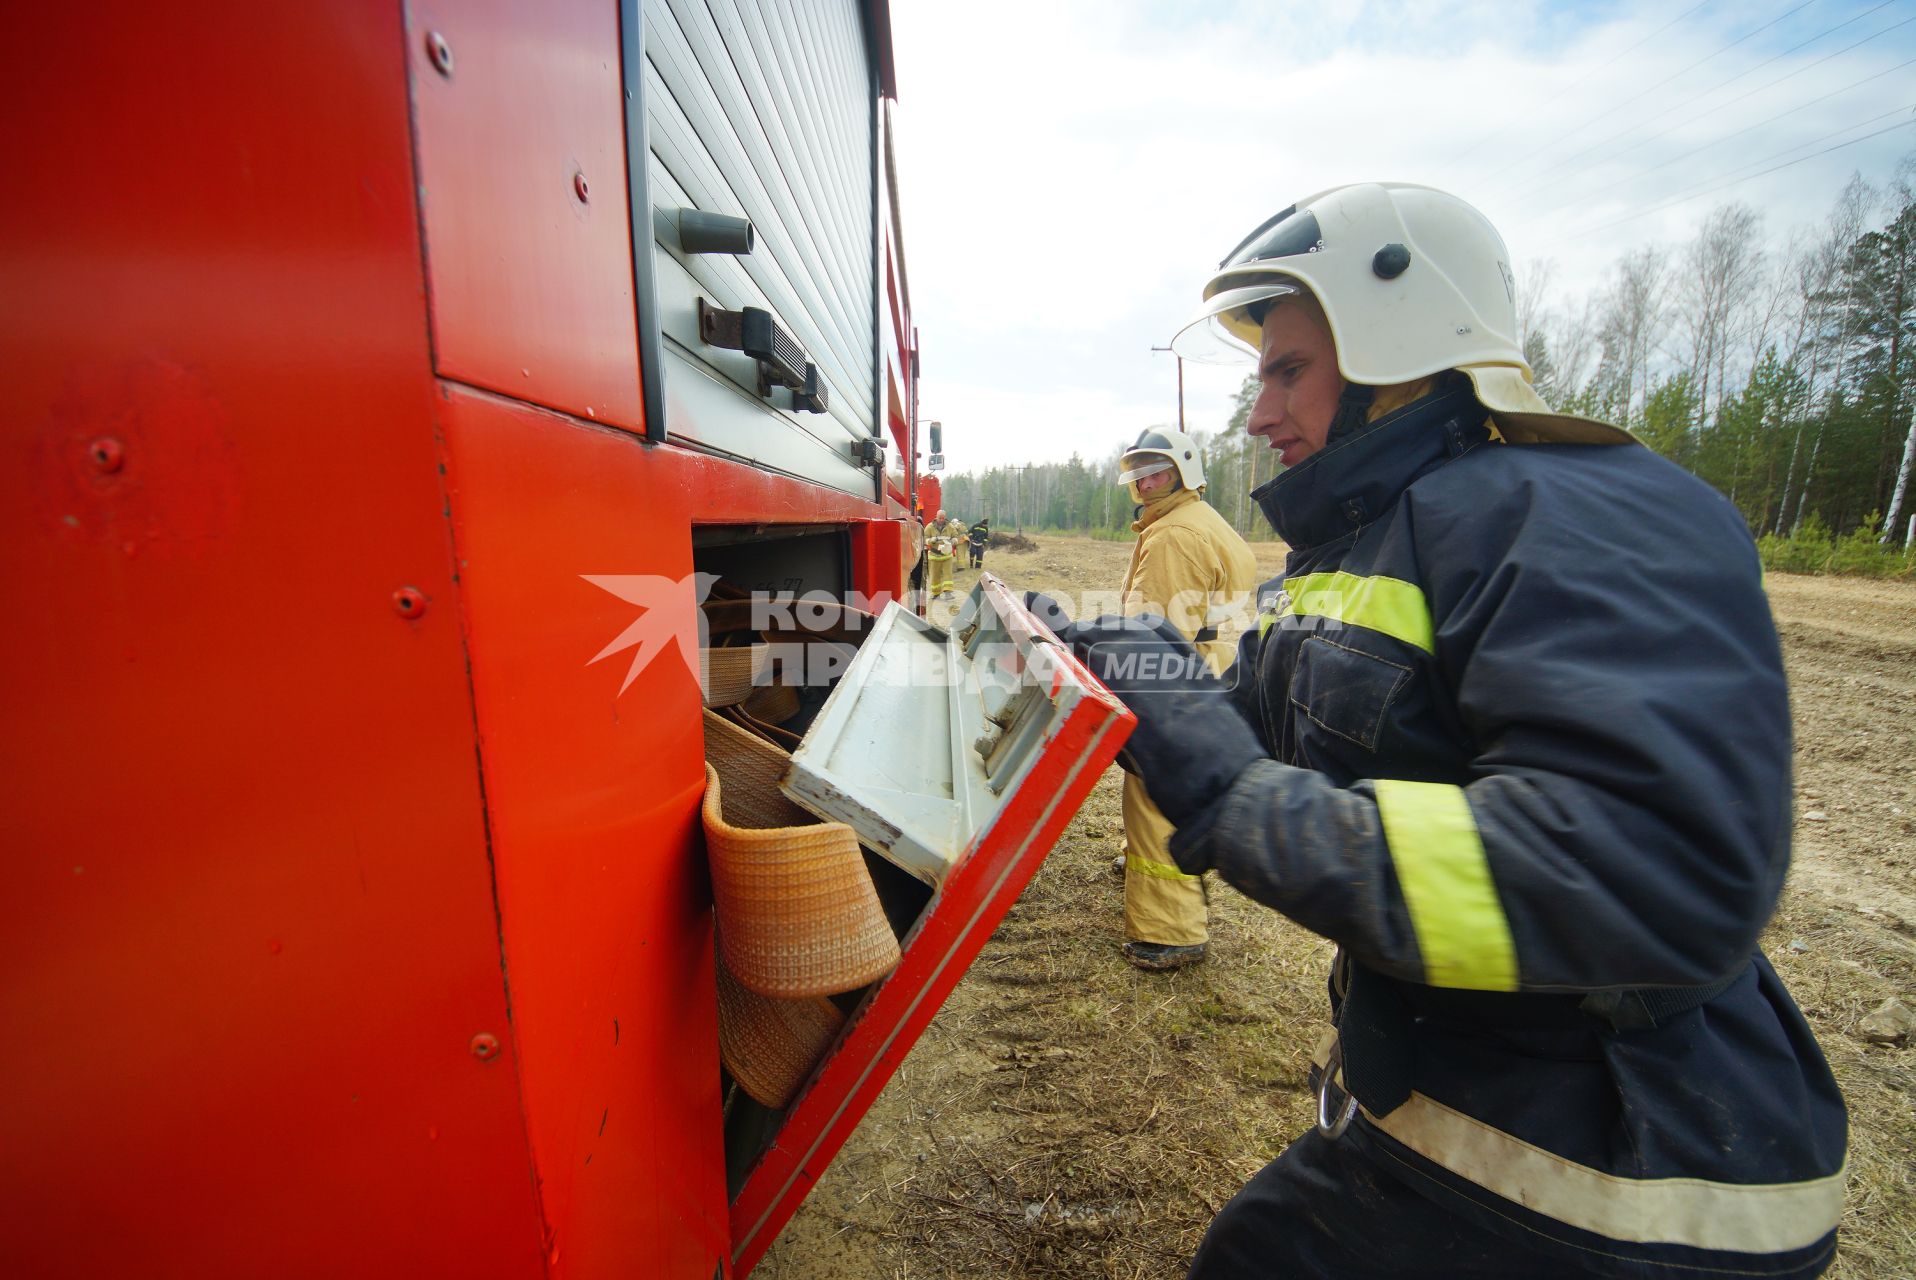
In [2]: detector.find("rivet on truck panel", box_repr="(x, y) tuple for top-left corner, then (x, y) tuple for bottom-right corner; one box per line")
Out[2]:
(426, 30), (453, 77)
(392, 587), (427, 619)
(87, 437), (124, 474)
(470, 1033), (500, 1061)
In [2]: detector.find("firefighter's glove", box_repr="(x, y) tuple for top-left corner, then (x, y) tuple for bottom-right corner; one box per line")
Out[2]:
(1059, 614), (1266, 854)
(1020, 590), (1075, 639)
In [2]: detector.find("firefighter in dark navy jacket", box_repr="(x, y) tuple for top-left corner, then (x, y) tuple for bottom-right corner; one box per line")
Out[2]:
(1042, 183), (1848, 1279)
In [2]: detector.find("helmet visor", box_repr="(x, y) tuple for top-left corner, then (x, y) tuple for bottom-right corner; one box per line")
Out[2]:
(1220, 206), (1324, 269)
(1117, 457), (1174, 485)
(1169, 278), (1299, 364)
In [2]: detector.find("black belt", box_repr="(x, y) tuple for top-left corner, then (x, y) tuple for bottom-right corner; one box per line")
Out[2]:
(1397, 974), (1743, 1032)
(1336, 961), (1752, 1121)
(1578, 973), (1745, 1031)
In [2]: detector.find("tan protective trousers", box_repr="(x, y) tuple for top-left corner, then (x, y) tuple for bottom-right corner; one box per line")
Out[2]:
(1122, 771), (1207, 946)
(926, 553), (954, 596)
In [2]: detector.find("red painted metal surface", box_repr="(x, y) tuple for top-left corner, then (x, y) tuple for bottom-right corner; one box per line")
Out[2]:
(850, 517), (907, 605)
(879, 114), (913, 467)
(728, 619), (1134, 1276)
(0, 5), (545, 1274)
(407, 0), (642, 432)
(437, 385), (932, 1277)
(436, 386), (721, 1280)
(916, 475), (943, 520)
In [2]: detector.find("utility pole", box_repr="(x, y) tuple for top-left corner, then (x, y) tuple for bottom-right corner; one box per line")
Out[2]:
(1150, 346), (1185, 432)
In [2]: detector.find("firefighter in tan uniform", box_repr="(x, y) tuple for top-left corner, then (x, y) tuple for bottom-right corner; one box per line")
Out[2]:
(1114, 428), (1256, 969)
(925, 508), (959, 600)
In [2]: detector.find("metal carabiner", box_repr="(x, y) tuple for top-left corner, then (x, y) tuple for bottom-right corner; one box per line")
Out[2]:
(1316, 1036), (1358, 1140)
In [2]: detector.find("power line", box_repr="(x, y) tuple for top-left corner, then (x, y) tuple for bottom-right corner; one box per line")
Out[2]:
(1598, 6), (1909, 155)
(1585, 102), (1916, 230)
(1447, 0), (1716, 170)
(1530, 48), (1916, 218)
(1476, 0), (1821, 186)
(1506, 1), (1906, 206)
(1563, 104), (1916, 239)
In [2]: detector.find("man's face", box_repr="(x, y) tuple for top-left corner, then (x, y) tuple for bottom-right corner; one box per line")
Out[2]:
(1133, 467), (1176, 499)
(1248, 298), (1347, 468)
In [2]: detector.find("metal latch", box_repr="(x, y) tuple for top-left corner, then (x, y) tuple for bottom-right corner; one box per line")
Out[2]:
(697, 298), (829, 413)
(853, 436), (887, 467)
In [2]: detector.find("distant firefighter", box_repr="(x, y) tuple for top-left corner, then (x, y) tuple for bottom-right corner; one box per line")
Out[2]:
(924, 508), (957, 600)
(966, 517), (989, 569)
(1108, 427), (1254, 973)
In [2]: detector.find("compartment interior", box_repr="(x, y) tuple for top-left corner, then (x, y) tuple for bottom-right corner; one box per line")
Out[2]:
(693, 525), (935, 1198)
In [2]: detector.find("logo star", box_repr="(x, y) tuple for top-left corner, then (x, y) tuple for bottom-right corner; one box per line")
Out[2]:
(581, 571), (720, 695)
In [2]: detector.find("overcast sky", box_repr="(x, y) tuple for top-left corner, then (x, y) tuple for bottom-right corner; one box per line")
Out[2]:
(886, 0), (1916, 477)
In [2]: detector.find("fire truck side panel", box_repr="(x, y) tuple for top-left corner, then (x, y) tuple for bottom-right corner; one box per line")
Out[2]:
(437, 388), (703, 1280)
(878, 102), (914, 508)
(849, 518), (908, 602)
(916, 476), (943, 522)
(436, 383), (910, 1279)
(405, 0), (644, 433)
(0, 5), (546, 1275)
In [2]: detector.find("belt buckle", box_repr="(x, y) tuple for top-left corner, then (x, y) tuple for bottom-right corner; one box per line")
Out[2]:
(1316, 1037), (1358, 1140)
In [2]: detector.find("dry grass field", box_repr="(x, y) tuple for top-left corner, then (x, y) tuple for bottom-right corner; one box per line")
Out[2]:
(759, 536), (1916, 1280)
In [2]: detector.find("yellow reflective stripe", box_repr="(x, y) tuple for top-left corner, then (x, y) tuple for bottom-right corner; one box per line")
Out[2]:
(1366, 1090), (1847, 1254)
(1127, 854), (1200, 883)
(1280, 571), (1433, 653)
(1257, 609), (1277, 638)
(1373, 780), (1517, 992)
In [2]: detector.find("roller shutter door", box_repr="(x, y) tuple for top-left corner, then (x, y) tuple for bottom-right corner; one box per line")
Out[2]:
(643, 0), (877, 491)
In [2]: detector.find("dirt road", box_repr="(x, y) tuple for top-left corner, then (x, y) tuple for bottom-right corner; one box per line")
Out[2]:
(759, 541), (1916, 1280)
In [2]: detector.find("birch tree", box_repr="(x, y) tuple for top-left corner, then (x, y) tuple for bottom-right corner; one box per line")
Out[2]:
(1675, 203), (1766, 429)
(1592, 245), (1669, 425)
(1863, 176), (1916, 541)
(1782, 175), (1876, 533)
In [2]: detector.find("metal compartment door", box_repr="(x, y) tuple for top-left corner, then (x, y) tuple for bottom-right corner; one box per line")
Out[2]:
(726, 576), (1132, 1274)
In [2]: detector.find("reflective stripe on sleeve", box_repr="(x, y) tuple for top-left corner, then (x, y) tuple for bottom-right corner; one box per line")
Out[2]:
(1279, 571), (1433, 653)
(1373, 780), (1518, 992)
(1366, 1090), (1847, 1254)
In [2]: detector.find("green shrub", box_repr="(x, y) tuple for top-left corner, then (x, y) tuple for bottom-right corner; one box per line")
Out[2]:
(1758, 512), (1916, 579)
(1757, 513), (1833, 575)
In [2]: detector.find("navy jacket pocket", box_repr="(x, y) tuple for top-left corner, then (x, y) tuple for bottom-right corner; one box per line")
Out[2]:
(1288, 636), (1411, 752)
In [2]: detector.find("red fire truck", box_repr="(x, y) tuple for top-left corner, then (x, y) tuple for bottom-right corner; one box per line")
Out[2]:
(1, 4), (1128, 1277)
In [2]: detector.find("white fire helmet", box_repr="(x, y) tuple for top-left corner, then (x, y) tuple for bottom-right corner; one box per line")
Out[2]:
(1171, 183), (1632, 445)
(1120, 427), (1205, 490)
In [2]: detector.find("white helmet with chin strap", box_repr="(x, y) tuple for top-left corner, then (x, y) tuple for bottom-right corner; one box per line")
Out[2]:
(1119, 426), (1205, 490)
(1172, 183), (1632, 446)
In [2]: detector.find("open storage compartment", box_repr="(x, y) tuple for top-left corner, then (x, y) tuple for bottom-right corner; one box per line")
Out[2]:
(691, 552), (1132, 1276)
